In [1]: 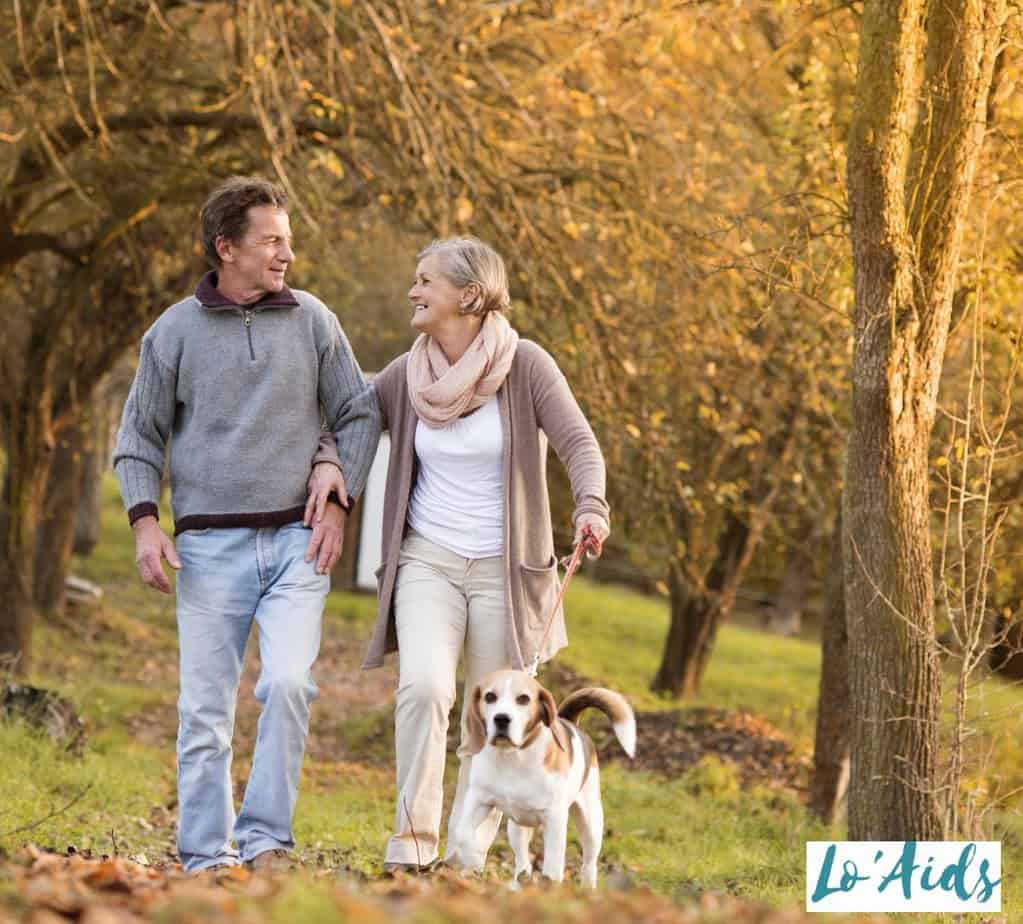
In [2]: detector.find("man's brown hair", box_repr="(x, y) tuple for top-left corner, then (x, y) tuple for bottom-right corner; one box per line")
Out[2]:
(199, 176), (289, 268)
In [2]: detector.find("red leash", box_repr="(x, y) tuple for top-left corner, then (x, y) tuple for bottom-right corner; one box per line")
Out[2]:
(527, 524), (600, 677)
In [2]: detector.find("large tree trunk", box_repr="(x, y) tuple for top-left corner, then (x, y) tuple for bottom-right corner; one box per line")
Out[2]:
(0, 382), (57, 675)
(809, 510), (850, 823)
(844, 0), (1005, 840)
(652, 514), (753, 697)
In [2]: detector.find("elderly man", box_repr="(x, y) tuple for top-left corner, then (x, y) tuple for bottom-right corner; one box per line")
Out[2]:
(114, 176), (380, 874)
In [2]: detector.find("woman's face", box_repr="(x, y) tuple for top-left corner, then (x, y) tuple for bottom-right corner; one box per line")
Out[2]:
(408, 253), (473, 334)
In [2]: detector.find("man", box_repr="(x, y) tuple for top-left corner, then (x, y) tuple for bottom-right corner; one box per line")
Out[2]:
(113, 176), (381, 874)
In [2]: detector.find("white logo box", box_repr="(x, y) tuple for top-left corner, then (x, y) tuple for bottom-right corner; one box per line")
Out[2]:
(806, 841), (1001, 913)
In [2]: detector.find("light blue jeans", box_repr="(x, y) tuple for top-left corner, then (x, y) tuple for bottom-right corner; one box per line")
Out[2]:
(174, 523), (328, 872)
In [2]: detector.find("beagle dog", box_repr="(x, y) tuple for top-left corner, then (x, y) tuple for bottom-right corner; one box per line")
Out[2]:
(448, 669), (635, 888)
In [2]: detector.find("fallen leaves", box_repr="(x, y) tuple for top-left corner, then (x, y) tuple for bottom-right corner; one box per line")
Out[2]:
(1, 848), (881, 924)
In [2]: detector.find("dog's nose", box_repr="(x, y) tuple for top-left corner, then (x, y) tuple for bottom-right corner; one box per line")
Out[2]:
(493, 713), (511, 729)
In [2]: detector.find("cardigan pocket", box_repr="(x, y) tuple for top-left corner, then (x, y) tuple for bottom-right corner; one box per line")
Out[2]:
(519, 556), (559, 629)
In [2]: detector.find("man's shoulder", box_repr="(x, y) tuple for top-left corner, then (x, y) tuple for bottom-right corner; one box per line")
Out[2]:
(145, 295), (203, 342)
(289, 288), (333, 319)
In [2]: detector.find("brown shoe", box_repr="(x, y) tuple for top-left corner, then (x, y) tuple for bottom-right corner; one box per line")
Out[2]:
(192, 862), (241, 882)
(246, 848), (294, 875)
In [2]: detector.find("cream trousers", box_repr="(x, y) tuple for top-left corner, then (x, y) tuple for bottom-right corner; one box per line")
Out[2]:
(385, 530), (508, 866)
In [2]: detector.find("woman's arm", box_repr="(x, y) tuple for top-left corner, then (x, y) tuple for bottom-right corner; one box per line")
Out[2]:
(526, 343), (610, 548)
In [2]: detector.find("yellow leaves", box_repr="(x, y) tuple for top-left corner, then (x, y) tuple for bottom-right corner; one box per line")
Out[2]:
(570, 265), (584, 281)
(563, 220), (581, 240)
(675, 460), (690, 472)
(698, 403), (720, 426)
(649, 410), (666, 427)
(570, 90), (595, 119)
(252, 53), (267, 70)
(455, 197), (474, 224)
(308, 149), (345, 180)
(324, 156), (345, 180)
(621, 359), (638, 376)
(626, 423), (641, 439)
(654, 580), (670, 596)
(377, 194), (393, 206)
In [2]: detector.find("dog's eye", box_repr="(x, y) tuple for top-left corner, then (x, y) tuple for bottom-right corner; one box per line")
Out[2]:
(516, 694), (530, 705)
(484, 691), (497, 703)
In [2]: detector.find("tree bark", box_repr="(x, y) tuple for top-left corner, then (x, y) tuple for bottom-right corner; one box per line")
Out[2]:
(844, 0), (1005, 840)
(810, 510), (850, 823)
(0, 379), (57, 675)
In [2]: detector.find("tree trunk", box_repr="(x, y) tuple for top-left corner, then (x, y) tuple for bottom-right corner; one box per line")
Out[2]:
(34, 419), (87, 613)
(0, 400), (55, 675)
(651, 514), (753, 697)
(844, 0), (1005, 840)
(809, 510), (850, 823)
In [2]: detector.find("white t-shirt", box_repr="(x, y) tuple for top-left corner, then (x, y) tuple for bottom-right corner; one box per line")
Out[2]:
(407, 397), (505, 558)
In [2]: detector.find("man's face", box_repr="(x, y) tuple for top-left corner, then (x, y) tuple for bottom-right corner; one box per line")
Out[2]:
(217, 205), (294, 298)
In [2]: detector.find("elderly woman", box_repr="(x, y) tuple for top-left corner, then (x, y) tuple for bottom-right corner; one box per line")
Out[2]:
(362, 237), (610, 873)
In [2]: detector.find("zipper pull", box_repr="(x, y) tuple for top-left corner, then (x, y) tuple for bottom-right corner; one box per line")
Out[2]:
(244, 310), (252, 326)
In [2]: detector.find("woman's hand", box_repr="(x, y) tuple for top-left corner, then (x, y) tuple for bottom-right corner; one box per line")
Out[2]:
(305, 461), (349, 526)
(573, 513), (610, 557)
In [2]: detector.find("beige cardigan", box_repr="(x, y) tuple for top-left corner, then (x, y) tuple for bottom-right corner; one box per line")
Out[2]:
(361, 340), (610, 670)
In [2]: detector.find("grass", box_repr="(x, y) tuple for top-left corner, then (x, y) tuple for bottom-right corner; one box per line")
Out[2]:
(0, 720), (175, 860)
(558, 579), (822, 741)
(2, 475), (1022, 922)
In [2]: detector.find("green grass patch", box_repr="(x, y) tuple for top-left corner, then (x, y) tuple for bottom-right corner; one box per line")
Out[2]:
(559, 580), (821, 744)
(0, 719), (175, 860)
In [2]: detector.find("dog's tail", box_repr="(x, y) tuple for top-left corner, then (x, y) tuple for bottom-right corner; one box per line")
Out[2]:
(558, 688), (636, 758)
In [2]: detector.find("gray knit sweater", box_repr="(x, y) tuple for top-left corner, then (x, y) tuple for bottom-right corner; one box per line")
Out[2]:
(114, 273), (381, 534)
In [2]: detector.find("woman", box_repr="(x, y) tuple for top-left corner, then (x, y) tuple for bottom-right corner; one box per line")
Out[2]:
(362, 237), (610, 873)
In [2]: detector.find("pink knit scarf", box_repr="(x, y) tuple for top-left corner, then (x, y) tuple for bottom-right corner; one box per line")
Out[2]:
(406, 311), (519, 428)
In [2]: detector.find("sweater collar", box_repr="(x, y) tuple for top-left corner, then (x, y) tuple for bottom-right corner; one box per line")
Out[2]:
(195, 270), (300, 310)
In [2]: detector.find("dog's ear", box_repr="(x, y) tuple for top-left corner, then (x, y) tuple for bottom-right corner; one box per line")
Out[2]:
(465, 684), (488, 755)
(540, 686), (568, 752)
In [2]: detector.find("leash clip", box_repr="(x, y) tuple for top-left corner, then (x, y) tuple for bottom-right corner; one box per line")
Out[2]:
(526, 654), (540, 678)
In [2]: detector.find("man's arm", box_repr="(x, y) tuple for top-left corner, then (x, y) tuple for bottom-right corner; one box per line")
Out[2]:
(113, 336), (182, 591)
(318, 315), (382, 503)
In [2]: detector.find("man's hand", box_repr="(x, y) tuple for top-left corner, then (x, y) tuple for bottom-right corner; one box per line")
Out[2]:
(305, 461), (349, 526)
(305, 502), (346, 574)
(573, 514), (610, 558)
(133, 516), (181, 593)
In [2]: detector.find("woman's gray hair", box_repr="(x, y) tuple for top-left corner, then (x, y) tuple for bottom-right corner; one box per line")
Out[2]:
(419, 236), (511, 316)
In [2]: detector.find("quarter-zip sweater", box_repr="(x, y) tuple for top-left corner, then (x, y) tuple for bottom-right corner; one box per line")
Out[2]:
(114, 272), (381, 535)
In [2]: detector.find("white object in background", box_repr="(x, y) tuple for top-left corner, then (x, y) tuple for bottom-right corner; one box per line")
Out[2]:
(355, 432), (390, 591)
